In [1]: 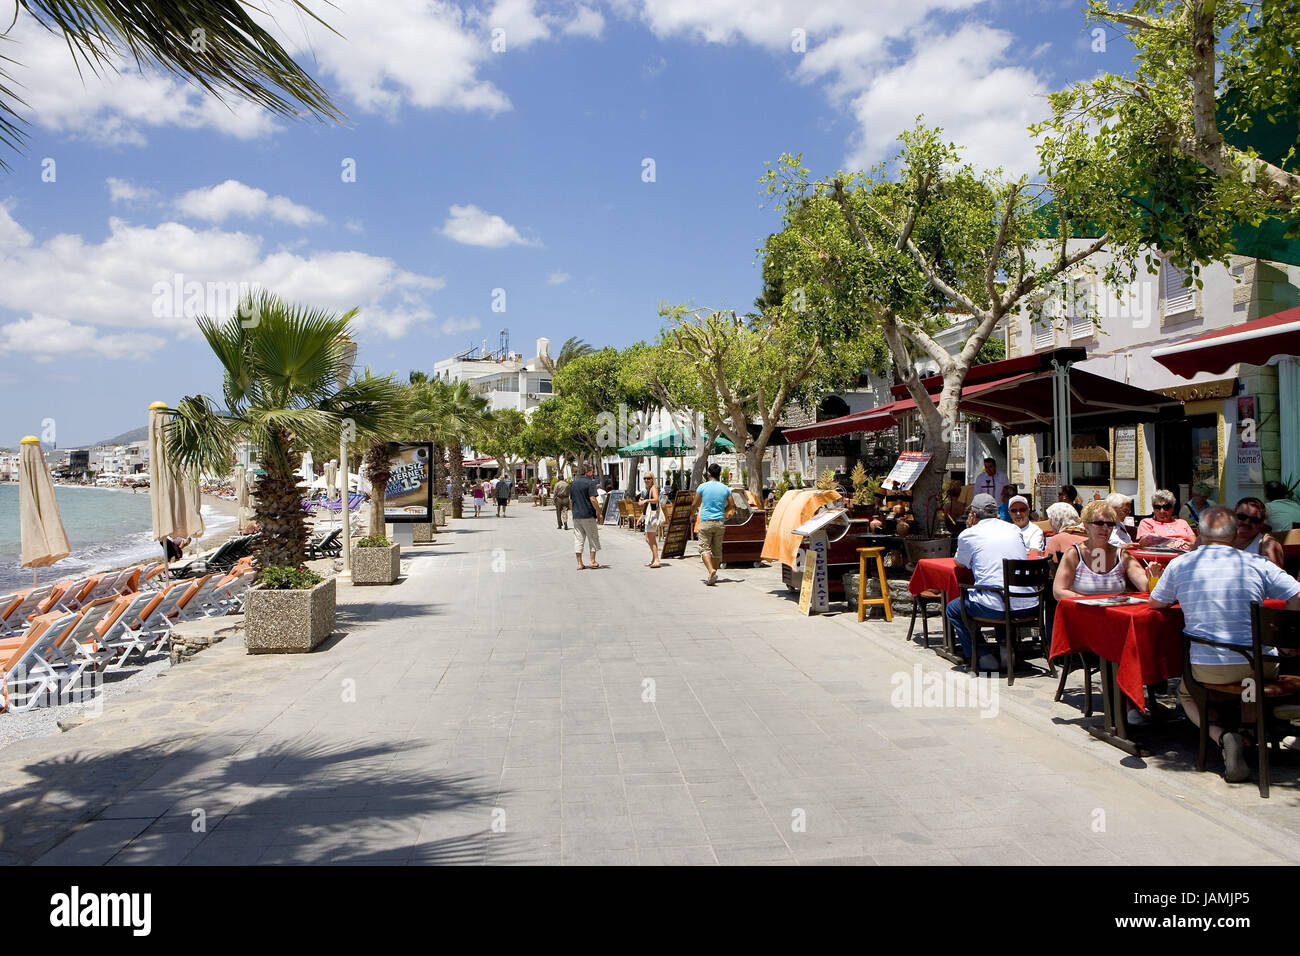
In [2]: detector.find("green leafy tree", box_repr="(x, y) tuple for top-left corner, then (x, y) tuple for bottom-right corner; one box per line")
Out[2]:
(623, 339), (720, 488)
(764, 122), (1145, 510)
(165, 292), (406, 569)
(1038, 0), (1300, 265)
(475, 407), (528, 479)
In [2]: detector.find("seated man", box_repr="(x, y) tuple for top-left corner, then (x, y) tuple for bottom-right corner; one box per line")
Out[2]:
(945, 493), (1035, 671)
(1150, 506), (1300, 783)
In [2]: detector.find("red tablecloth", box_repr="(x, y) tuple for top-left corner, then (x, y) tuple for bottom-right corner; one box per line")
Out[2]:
(1052, 593), (1286, 712)
(1127, 548), (1186, 567)
(908, 558), (971, 603)
(1050, 594), (1182, 712)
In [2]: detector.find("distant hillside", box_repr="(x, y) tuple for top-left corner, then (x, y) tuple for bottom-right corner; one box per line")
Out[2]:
(95, 425), (148, 447)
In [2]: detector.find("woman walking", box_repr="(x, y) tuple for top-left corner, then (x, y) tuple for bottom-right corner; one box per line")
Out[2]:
(640, 473), (662, 567)
(471, 479), (485, 517)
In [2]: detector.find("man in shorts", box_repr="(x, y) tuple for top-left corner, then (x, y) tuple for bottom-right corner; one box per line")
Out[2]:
(570, 463), (602, 569)
(495, 475), (512, 516)
(695, 463), (735, 586)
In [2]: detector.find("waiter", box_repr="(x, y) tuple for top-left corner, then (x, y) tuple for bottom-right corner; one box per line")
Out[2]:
(973, 457), (1008, 500)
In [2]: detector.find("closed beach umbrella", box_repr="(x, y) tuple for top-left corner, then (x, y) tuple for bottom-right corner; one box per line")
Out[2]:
(301, 450), (315, 487)
(149, 402), (205, 554)
(19, 435), (70, 580)
(325, 460), (337, 498)
(235, 464), (249, 533)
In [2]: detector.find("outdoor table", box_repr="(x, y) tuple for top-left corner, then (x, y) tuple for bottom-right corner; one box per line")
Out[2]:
(1051, 592), (1284, 755)
(1126, 548), (1187, 568)
(908, 556), (1044, 663)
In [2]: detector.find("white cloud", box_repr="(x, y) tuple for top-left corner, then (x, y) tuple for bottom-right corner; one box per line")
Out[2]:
(546, 271), (571, 284)
(438, 316), (481, 335)
(0, 314), (165, 361)
(564, 5), (606, 37)
(106, 178), (157, 203)
(440, 204), (540, 248)
(842, 24), (1048, 175)
(484, 0), (551, 48)
(0, 208), (447, 353)
(632, 0), (1045, 174)
(174, 180), (325, 226)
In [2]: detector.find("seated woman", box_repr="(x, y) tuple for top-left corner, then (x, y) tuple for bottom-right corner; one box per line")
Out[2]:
(1134, 488), (1195, 549)
(1054, 501), (1149, 600)
(1042, 502), (1087, 563)
(1007, 495), (1044, 552)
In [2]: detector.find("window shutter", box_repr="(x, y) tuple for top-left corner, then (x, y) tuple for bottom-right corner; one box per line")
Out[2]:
(1163, 261), (1195, 315)
(1069, 279), (1094, 339)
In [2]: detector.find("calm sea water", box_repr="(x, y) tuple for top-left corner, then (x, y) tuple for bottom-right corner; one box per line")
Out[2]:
(0, 484), (233, 592)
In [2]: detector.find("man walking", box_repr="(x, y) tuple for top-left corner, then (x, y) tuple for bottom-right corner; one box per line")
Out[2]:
(495, 474), (512, 516)
(570, 463), (602, 569)
(695, 463), (734, 586)
(552, 475), (570, 530)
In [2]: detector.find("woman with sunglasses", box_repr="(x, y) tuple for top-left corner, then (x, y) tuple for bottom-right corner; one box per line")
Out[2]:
(1231, 496), (1285, 568)
(1053, 500), (1149, 601)
(1134, 488), (1195, 549)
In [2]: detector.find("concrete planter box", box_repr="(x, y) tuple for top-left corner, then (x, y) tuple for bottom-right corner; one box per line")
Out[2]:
(413, 522), (436, 543)
(433, 508), (446, 527)
(353, 542), (400, 584)
(245, 577), (335, 653)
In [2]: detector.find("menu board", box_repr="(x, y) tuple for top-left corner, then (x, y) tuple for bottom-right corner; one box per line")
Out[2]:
(1035, 472), (1060, 508)
(603, 490), (625, 526)
(660, 490), (697, 559)
(880, 452), (933, 492)
(383, 442), (434, 521)
(797, 532), (831, 615)
(1113, 426), (1137, 480)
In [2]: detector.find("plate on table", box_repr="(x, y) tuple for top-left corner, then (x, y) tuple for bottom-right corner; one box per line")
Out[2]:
(1075, 595), (1147, 607)
(1135, 545), (1184, 554)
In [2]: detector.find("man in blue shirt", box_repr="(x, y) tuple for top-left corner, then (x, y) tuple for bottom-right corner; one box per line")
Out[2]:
(695, 463), (735, 586)
(1150, 506), (1300, 782)
(945, 493), (1035, 670)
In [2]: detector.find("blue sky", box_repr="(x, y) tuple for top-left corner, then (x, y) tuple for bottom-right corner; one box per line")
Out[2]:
(0, 0), (1135, 447)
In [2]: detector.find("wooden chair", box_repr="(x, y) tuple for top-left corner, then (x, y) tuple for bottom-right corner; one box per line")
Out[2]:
(1182, 603), (1300, 797)
(856, 547), (893, 623)
(960, 559), (1054, 685)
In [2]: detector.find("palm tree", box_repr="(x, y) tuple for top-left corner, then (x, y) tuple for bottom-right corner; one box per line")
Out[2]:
(166, 292), (406, 569)
(0, 1), (343, 163)
(539, 336), (596, 374)
(361, 374), (418, 535)
(408, 379), (490, 519)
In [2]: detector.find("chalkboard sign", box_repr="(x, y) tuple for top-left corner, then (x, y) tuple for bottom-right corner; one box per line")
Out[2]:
(661, 490), (697, 559)
(603, 490), (625, 525)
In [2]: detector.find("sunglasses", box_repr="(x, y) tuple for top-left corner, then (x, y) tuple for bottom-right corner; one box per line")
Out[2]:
(1235, 513), (1262, 524)
(1153, 503), (1173, 510)
(1090, 520), (1116, 528)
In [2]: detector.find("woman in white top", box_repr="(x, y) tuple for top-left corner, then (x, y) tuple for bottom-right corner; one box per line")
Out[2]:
(1232, 496), (1285, 568)
(640, 473), (662, 568)
(1105, 492), (1134, 546)
(1007, 495), (1044, 552)
(1054, 501), (1149, 600)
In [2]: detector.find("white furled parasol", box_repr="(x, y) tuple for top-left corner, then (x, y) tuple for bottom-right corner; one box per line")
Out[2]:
(18, 435), (70, 585)
(235, 463), (249, 534)
(149, 402), (206, 575)
(301, 450), (315, 488)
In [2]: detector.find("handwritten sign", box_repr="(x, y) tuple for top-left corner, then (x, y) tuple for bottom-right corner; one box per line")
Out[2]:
(660, 490), (697, 559)
(1114, 426), (1137, 480)
(603, 490), (625, 526)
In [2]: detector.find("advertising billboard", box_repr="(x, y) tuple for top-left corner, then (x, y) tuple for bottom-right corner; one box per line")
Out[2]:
(383, 442), (434, 522)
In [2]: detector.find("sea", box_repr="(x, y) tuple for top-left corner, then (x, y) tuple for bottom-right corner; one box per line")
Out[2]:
(0, 484), (235, 593)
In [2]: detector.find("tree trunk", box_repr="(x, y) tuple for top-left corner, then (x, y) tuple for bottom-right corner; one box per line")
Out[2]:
(363, 441), (392, 538)
(431, 441), (447, 500)
(450, 439), (464, 518)
(745, 443), (767, 500)
(252, 438), (309, 568)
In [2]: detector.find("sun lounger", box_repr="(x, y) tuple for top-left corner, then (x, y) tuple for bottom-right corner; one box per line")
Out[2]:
(49, 575), (100, 613)
(0, 585), (55, 638)
(1, 612), (85, 712)
(306, 528), (342, 559)
(101, 577), (209, 667)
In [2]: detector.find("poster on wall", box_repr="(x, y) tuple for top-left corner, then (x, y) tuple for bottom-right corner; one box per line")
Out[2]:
(1113, 427), (1138, 480)
(1237, 396), (1258, 446)
(1238, 444), (1263, 485)
(383, 442), (434, 521)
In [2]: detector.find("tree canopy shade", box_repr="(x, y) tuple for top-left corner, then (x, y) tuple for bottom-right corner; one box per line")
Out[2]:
(0, 1), (343, 164)
(1036, 0), (1300, 267)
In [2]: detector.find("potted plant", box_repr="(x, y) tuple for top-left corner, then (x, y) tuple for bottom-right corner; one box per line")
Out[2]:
(353, 534), (400, 584)
(245, 567), (335, 653)
(849, 462), (874, 518)
(166, 292), (407, 651)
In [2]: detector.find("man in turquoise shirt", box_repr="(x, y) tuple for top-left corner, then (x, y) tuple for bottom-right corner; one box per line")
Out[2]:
(695, 463), (735, 586)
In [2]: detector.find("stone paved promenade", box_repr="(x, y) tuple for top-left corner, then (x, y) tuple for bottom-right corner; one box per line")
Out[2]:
(4, 502), (1300, 865)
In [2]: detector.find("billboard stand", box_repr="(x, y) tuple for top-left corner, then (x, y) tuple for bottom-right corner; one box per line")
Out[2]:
(391, 523), (415, 547)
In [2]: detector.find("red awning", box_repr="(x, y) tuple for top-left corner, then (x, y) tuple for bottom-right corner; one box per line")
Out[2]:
(782, 401), (907, 442)
(1151, 306), (1300, 379)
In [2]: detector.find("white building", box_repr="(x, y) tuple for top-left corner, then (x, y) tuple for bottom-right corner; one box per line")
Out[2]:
(433, 335), (554, 414)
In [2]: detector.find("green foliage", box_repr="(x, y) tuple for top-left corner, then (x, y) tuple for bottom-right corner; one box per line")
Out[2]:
(1035, 0), (1300, 261)
(720, 466), (731, 485)
(255, 566), (323, 590)
(816, 467), (837, 491)
(357, 535), (390, 548)
(850, 461), (873, 506)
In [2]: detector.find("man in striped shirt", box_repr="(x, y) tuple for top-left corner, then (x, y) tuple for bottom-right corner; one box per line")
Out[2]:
(1149, 506), (1300, 782)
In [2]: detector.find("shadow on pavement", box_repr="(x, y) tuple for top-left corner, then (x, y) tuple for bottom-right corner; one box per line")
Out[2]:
(0, 737), (509, 865)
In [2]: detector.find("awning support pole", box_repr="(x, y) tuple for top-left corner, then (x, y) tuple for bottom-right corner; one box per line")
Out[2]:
(1052, 358), (1073, 488)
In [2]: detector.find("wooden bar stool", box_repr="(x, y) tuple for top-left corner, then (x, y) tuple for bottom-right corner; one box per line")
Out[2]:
(857, 547), (893, 622)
